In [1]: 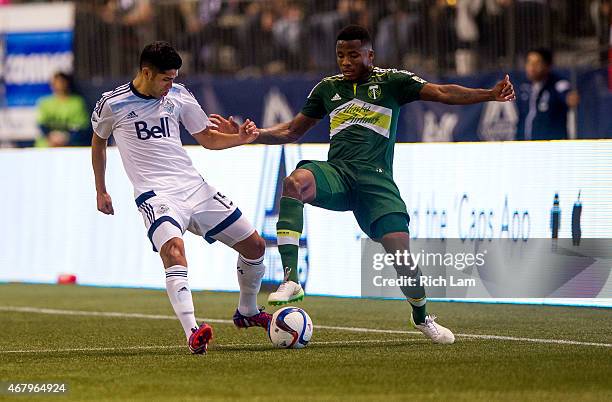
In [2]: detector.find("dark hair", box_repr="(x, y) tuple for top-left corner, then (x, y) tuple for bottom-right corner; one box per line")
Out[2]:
(53, 71), (74, 93)
(336, 25), (372, 46)
(528, 48), (553, 66)
(139, 41), (182, 72)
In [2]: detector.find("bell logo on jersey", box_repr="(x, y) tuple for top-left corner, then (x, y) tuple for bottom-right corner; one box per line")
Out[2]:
(135, 117), (171, 140)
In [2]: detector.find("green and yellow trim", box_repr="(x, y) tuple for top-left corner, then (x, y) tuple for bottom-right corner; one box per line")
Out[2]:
(277, 229), (301, 246)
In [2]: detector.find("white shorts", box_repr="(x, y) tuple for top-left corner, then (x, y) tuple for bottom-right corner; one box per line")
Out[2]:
(135, 184), (255, 252)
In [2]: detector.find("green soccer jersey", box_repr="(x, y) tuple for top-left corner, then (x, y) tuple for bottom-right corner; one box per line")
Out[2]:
(37, 94), (90, 132)
(300, 67), (427, 173)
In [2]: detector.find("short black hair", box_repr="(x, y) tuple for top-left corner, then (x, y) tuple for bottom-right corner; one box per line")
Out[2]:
(52, 71), (74, 93)
(336, 25), (372, 46)
(139, 41), (182, 72)
(528, 48), (553, 66)
(53, 71), (74, 85)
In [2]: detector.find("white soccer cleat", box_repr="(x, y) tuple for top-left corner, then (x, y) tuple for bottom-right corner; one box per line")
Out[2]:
(411, 314), (455, 344)
(267, 281), (304, 306)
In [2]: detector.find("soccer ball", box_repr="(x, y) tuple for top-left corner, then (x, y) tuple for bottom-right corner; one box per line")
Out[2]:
(268, 306), (313, 349)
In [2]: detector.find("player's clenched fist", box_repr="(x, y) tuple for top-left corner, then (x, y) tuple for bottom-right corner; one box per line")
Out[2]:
(97, 192), (114, 215)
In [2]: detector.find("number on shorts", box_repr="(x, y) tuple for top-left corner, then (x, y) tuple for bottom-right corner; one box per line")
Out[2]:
(213, 192), (233, 209)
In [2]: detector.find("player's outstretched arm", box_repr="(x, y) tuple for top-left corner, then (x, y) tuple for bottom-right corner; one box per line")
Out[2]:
(91, 133), (114, 215)
(254, 113), (319, 145)
(193, 119), (259, 150)
(420, 74), (516, 105)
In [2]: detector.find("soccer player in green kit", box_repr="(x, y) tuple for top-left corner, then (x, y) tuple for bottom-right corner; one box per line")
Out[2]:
(214, 25), (515, 343)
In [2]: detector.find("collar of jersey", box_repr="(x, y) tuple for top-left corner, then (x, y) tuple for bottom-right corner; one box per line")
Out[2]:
(130, 81), (157, 100)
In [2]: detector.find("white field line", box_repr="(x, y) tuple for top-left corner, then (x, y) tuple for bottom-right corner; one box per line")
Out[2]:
(1, 306), (611, 349)
(0, 339), (423, 355)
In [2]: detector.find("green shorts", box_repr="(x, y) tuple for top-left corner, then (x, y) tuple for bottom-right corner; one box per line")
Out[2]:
(296, 160), (410, 239)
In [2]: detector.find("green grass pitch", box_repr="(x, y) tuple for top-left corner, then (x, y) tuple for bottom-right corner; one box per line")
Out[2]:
(1, 284), (611, 401)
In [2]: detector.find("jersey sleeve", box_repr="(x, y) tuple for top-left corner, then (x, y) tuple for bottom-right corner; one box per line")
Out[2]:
(300, 80), (327, 119)
(177, 85), (212, 135)
(91, 93), (115, 140)
(391, 70), (428, 105)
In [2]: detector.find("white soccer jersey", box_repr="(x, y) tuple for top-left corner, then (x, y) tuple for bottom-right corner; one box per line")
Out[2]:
(91, 82), (213, 198)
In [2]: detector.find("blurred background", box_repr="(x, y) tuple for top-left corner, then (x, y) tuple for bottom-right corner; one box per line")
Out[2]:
(1, 0), (611, 147)
(1, 1), (611, 303)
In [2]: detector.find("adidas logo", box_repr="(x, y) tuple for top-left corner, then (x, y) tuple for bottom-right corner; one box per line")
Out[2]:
(126, 111), (138, 119)
(331, 93), (341, 101)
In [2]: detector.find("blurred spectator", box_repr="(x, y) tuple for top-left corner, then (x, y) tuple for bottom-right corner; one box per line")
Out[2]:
(479, 0), (512, 68)
(239, 1), (281, 74)
(558, 0), (595, 39)
(456, 0), (536, 69)
(100, 0), (154, 33)
(308, 0), (372, 71)
(375, 0), (420, 68)
(176, 0), (244, 73)
(179, 0), (223, 35)
(455, 0), (481, 74)
(99, 0), (155, 74)
(429, 0), (457, 72)
(35, 72), (90, 147)
(23, 0), (612, 78)
(596, 0), (611, 67)
(517, 49), (579, 141)
(514, 0), (550, 57)
(273, 0), (307, 71)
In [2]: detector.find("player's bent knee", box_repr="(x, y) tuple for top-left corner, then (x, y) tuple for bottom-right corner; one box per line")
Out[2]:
(234, 231), (265, 260)
(282, 175), (303, 199)
(251, 233), (266, 257)
(160, 237), (186, 267)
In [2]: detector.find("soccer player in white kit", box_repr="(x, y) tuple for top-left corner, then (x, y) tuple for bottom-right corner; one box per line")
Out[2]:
(91, 42), (271, 354)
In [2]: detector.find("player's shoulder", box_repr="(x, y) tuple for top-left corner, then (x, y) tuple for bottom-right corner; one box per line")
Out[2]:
(308, 73), (343, 95)
(94, 82), (132, 115)
(98, 83), (132, 101)
(373, 67), (427, 84)
(321, 73), (344, 82)
(548, 74), (571, 93)
(171, 82), (197, 99)
(313, 73), (345, 87)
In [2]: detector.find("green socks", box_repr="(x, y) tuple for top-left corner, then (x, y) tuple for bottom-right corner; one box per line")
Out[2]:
(276, 194), (427, 324)
(276, 197), (304, 283)
(395, 264), (427, 324)
(410, 300), (427, 325)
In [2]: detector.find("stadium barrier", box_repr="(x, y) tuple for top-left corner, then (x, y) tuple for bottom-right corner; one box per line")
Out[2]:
(3, 68), (612, 145)
(1, 142), (611, 307)
(75, 68), (612, 145)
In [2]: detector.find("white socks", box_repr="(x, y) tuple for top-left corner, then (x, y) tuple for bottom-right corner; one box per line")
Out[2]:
(165, 265), (198, 340)
(236, 255), (265, 317)
(164, 256), (264, 338)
